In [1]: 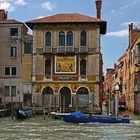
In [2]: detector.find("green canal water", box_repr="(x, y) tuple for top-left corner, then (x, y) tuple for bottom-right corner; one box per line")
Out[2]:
(1, 114), (140, 140)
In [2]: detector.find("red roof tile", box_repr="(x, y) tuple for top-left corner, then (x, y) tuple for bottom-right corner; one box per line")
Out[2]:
(26, 13), (107, 34)
(27, 13), (104, 23)
(0, 19), (23, 24)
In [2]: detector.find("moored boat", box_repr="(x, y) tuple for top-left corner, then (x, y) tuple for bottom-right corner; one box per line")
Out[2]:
(15, 107), (33, 119)
(50, 112), (70, 120)
(59, 111), (131, 123)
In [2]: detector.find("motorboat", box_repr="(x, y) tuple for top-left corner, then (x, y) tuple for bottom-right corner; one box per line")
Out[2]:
(50, 112), (70, 120)
(58, 111), (131, 123)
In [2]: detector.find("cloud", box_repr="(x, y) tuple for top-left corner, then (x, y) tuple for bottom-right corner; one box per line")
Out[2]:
(15, 0), (26, 6)
(0, 0), (26, 12)
(106, 29), (128, 37)
(111, 0), (139, 15)
(41, 2), (55, 11)
(0, 1), (15, 12)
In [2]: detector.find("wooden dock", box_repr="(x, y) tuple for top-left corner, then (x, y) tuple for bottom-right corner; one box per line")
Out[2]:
(0, 109), (11, 117)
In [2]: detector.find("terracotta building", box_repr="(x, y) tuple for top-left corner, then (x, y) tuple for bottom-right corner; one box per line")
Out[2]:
(106, 23), (140, 113)
(126, 23), (140, 113)
(0, 9), (32, 107)
(26, 0), (107, 113)
(105, 53), (127, 113)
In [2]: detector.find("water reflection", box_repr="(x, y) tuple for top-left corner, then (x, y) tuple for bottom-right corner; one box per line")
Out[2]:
(0, 115), (140, 140)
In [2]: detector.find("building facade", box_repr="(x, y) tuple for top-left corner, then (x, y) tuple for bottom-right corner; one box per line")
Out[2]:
(105, 54), (127, 114)
(26, 7), (106, 113)
(105, 23), (140, 114)
(126, 23), (140, 113)
(0, 9), (32, 107)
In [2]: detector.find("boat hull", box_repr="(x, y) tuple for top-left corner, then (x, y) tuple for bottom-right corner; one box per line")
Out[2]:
(15, 108), (32, 120)
(50, 112), (70, 120)
(63, 115), (130, 123)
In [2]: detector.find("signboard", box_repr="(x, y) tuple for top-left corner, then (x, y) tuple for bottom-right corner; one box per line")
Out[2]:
(55, 56), (76, 74)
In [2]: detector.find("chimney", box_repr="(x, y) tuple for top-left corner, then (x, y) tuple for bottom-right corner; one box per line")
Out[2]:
(95, 0), (102, 19)
(128, 23), (133, 47)
(0, 9), (8, 21)
(128, 23), (133, 32)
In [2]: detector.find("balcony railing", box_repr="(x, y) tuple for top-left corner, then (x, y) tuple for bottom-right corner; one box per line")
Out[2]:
(36, 46), (98, 54)
(36, 47), (52, 54)
(79, 46), (88, 53)
(44, 47), (52, 53)
(57, 46), (74, 53)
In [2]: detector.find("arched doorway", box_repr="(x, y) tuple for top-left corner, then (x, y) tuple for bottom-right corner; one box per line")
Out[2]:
(42, 86), (53, 107)
(77, 87), (89, 108)
(59, 87), (71, 112)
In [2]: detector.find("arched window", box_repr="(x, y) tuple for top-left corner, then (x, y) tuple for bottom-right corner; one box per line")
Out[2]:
(67, 31), (73, 46)
(80, 31), (87, 46)
(77, 87), (89, 107)
(59, 31), (65, 46)
(45, 32), (51, 46)
(42, 86), (53, 107)
(42, 86), (53, 94)
(45, 60), (51, 76)
(80, 59), (86, 75)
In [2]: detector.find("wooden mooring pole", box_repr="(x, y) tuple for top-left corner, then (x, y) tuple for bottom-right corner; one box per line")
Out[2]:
(43, 107), (46, 120)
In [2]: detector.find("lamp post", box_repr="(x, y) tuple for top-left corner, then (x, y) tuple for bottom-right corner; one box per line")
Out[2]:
(115, 83), (119, 117)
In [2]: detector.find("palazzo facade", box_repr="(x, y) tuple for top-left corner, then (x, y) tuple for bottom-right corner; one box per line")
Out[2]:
(26, 13), (106, 113)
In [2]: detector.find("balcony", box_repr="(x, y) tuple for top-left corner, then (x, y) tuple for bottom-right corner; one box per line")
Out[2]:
(43, 47), (52, 53)
(36, 46), (98, 55)
(57, 46), (74, 54)
(79, 46), (88, 53)
(36, 47), (52, 54)
(79, 47), (97, 54)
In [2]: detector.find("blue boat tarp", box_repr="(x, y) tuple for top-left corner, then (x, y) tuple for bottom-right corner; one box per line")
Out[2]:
(61, 111), (131, 123)
(70, 111), (86, 116)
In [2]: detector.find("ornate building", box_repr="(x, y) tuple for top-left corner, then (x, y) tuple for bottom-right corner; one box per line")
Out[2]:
(26, 1), (107, 113)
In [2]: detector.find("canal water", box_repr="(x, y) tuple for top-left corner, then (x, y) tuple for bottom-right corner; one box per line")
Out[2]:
(1, 113), (140, 140)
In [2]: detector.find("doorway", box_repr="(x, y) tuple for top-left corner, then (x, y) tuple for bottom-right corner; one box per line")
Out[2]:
(59, 87), (71, 112)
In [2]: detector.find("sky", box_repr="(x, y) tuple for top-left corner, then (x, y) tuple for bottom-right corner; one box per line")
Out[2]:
(1, 0), (140, 73)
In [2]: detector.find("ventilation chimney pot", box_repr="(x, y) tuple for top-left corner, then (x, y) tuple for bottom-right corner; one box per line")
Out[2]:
(95, 0), (102, 19)
(129, 23), (133, 31)
(0, 9), (8, 21)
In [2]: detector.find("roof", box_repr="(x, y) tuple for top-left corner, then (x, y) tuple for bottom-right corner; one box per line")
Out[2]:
(26, 13), (107, 34)
(0, 19), (28, 31)
(0, 19), (23, 24)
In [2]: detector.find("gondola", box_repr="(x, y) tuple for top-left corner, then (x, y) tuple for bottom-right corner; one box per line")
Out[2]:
(15, 107), (32, 119)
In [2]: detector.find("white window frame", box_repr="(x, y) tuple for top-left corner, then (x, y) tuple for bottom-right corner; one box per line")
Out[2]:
(11, 46), (17, 58)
